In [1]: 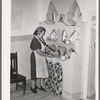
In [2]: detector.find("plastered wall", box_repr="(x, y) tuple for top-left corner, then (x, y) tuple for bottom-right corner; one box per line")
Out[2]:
(11, 38), (32, 79)
(11, 0), (40, 36)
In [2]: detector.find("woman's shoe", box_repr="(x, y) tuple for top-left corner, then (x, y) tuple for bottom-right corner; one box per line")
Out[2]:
(41, 86), (46, 92)
(35, 85), (46, 92)
(30, 87), (37, 93)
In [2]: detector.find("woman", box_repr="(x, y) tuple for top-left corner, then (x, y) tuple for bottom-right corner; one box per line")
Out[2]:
(30, 26), (53, 93)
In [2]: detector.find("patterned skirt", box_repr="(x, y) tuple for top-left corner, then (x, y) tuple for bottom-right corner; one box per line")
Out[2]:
(43, 62), (63, 95)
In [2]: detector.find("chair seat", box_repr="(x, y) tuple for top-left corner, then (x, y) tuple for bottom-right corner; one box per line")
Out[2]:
(11, 74), (26, 83)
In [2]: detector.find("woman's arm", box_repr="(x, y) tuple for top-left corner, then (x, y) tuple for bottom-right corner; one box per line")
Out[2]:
(36, 49), (53, 58)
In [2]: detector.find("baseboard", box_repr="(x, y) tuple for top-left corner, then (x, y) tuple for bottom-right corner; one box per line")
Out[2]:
(62, 90), (82, 100)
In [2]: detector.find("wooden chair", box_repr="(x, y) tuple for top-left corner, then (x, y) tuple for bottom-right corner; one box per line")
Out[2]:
(10, 52), (26, 95)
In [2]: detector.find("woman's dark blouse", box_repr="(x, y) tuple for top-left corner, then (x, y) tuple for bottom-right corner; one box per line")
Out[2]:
(30, 37), (42, 80)
(30, 37), (42, 51)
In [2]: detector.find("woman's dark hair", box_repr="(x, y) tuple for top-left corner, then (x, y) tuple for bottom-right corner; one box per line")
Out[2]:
(33, 26), (46, 35)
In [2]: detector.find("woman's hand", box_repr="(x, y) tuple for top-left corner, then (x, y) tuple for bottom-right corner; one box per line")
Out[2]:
(52, 50), (60, 58)
(53, 51), (59, 56)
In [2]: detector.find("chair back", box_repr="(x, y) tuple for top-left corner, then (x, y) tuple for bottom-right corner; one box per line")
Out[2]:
(10, 52), (18, 78)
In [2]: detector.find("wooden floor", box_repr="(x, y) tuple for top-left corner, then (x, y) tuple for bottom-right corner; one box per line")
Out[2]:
(10, 81), (95, 100)
(10, 82), (66, 100)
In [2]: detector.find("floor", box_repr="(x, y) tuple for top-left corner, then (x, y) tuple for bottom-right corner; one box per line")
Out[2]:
(10, 82), (66, 100)
(10, 82), (95, 100)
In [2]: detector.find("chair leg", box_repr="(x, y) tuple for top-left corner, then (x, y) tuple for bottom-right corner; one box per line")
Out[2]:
(16, 83), (18, 90)
(23, 78), (26, 95)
